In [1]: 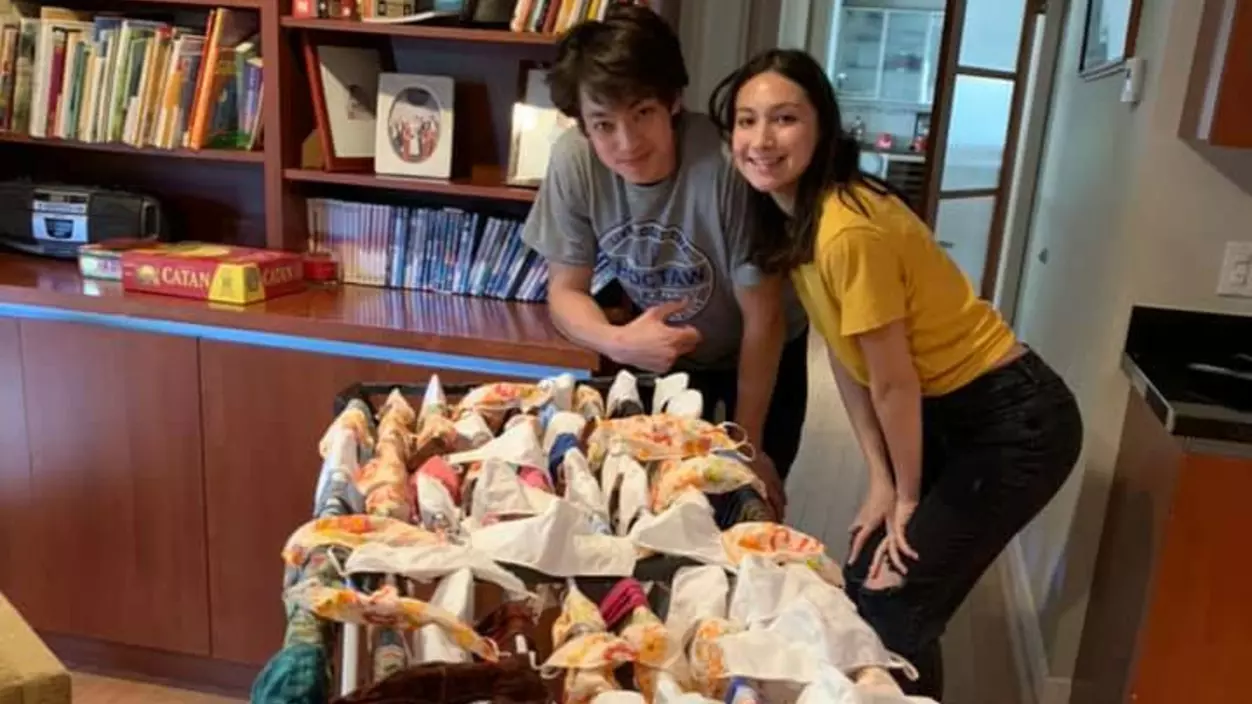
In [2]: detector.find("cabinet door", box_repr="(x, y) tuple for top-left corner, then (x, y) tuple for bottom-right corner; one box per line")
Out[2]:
(0, 319), (36, 611)
(199, 341), (518, 665)
(924, 12), (945, 105)
(880, 11), (932, 103)
(832, 9), (886, 99)
(17, 320), (210, 655)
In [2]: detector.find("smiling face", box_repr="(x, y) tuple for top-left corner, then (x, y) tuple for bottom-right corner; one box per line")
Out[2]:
(579, 92), (679, 184)
(730, 71), (820, 209)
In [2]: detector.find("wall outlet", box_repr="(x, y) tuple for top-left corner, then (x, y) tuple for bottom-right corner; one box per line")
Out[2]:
(1217, 241), (1252, 297)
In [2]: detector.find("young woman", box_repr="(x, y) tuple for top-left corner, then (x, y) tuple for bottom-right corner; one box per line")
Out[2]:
(709, 49), (1083, 697)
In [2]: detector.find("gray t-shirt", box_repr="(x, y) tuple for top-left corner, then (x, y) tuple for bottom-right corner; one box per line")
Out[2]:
(521, 112), (807, 370)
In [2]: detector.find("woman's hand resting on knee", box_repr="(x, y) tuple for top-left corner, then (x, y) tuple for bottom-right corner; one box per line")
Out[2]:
(848, 480), (896, 565)
(871, 497), (919, 580)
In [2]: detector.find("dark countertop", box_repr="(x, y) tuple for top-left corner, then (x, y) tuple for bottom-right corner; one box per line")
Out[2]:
(1123, 305), (1252, 448)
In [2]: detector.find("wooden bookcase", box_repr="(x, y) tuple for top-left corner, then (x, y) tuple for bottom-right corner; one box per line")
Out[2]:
(0, 0), (572, 260)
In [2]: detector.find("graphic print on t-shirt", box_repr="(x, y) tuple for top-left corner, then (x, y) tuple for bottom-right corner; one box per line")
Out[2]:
(599, 219), (715, 322)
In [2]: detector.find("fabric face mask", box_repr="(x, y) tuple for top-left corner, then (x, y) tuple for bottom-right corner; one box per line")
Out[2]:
(285, 578), (499, 662)
(575, 384), (606, 421)
(721, 522), (844, 588)
(313, 426), (366, 518)
(651, 372), (690, 415)
(587, 416), (753, 466)
(282, 514), (440, 569)
(377, 388), (418, 429)
(456, 382), (550, 418)
(419, 374), (449, 420)
(319, 399), (375, 461)
(545, 584), (636, 704)
(650, 454), (766, 512)
(605, 369), (645, 419)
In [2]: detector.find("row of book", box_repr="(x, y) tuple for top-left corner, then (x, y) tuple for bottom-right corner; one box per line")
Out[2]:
(290, 0), (655, 34)
(510, 0), (652, 34)
(0, 4), (262, 151)
(306, 197), (550, 302)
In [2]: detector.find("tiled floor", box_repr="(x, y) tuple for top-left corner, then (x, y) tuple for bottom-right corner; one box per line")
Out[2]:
(73, 333), (1022, 704)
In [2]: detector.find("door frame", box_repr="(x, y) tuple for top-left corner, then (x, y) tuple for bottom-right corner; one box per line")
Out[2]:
(993, 0), (1070, 324)
(922, 0), (1048, 300)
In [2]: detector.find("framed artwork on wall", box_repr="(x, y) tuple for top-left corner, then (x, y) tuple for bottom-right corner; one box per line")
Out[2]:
(1079, 0), (1145, 78)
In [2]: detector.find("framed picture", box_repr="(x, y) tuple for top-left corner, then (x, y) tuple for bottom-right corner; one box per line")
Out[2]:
(507, 67), (575, 186)
(374, 73), (455, 179)
(1079, 0), (1144, 78)
(303, 39), (383, 172)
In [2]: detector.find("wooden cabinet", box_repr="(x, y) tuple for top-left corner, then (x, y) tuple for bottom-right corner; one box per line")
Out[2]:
(1072, 389), (1252, 703)
(198, 341), (512, 665)
(1180, 0), (1252, 148)
(0, 319), (35, 611)
(831, 7), (943, 106)
(14, 320), (210, 656)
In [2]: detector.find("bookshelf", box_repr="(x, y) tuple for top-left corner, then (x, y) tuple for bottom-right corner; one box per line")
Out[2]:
(284, 167), (537, 203)
(0, 130), (265, 162)
(0, 0), (674, 284)
(278, 16), (558, 46)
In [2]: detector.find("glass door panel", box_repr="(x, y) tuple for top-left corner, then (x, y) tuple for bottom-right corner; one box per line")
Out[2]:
(940, 75), (1015, 191)
(925, 0), (1038, 298)
(959, 0), (1028, 71)
(880, 11), (932, 103)
(935, 195), (997, 293)
(832, 9), (886, 99)
(924, 13), (944, 104)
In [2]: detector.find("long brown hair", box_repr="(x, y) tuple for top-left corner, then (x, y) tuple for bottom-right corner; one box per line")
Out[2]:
(709, 49), (900, 274)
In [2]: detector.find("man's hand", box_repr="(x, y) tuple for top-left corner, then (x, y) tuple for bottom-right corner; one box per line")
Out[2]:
(611, 300), (701, 373)
(751, 453), (787, 520)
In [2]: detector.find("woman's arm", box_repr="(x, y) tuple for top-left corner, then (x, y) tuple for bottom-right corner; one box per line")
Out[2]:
(854, 319), (923, 502)
(827, 349), (894, 488)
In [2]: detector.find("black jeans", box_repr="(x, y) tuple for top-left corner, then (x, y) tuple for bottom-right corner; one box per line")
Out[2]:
(844, 350), (1083, 698)
(685, 327), (810, 481)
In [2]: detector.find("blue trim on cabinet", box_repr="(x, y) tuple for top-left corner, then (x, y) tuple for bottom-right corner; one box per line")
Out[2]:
(0, 302), (591, 380)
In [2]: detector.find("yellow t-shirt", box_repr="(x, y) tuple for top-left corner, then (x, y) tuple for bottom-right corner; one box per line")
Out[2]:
(790, 185), (1017, 396)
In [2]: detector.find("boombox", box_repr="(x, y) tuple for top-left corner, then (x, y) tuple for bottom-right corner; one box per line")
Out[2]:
(0, 180), (166, 259)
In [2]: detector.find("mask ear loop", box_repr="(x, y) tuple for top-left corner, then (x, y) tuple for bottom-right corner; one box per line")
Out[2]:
(717, 422), (756, 462)
(886, 650), (921, 682)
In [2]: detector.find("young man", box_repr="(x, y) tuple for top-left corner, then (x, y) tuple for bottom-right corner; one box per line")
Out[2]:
(520, 4), (809, 514)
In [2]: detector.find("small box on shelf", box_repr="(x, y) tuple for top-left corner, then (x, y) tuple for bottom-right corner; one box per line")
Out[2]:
(121, 242), (305, 305)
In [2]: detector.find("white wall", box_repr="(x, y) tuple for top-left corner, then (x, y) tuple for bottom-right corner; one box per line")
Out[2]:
(1011, 0), (1252, 693)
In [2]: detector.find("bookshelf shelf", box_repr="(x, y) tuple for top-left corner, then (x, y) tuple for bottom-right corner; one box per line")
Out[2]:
(279, 16), (558, 47)
(125, 0), (262, 8)
(0, 131), (265, 164)
(284, 168), (538, 203)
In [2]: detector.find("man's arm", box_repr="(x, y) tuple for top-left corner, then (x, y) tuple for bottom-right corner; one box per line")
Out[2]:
(546, 262), (627, 360)
(548, 262), (700, 373)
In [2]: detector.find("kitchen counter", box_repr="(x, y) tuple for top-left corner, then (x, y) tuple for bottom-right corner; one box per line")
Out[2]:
(1073, 304), (1252, 704)
(1122, 305), (1252, 451)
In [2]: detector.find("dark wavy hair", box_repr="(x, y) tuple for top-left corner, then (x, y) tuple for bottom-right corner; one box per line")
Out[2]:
(709, 49), (899, 274)
(546, 4), (688, 126)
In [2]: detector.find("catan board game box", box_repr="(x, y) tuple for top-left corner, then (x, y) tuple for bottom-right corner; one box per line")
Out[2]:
(121, 242), (306, 305)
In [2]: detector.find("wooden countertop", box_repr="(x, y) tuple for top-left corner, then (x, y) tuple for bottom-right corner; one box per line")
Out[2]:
(0, 253), (600, 372)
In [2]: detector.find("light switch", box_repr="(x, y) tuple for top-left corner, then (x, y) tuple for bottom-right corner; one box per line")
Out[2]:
(1217, 241), (1252, 297)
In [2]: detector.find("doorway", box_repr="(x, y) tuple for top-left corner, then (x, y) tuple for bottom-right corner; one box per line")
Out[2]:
(809, 0), (1062, 307)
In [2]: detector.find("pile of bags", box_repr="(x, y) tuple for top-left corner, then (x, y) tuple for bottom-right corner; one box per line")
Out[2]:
(251, 371), (937, 704)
